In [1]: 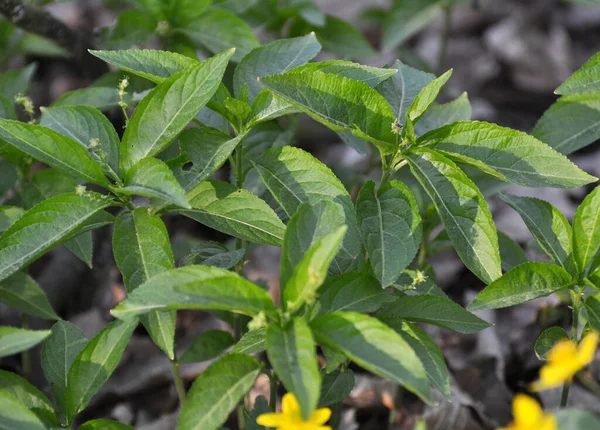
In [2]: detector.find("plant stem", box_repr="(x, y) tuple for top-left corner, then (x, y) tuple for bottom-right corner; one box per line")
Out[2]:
(270, 373), (278, 412)
(437, 3), (452, 75)
(21, 314), (31, 381)
(330, 402), (342, 429)
(561, 289), (582, 407)
(170, 358), (186, 404)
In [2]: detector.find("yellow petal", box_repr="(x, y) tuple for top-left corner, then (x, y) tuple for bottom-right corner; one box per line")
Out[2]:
(530, 361), (580, 391)
(547, 340), (577, 364)
(540, 413), (557, 430)
(282, 393), (301, 417)
(512, 394), (543, 427)
(257, 412), (287, 427)
(577, 331), (598, 366)
(309, 408), (332, 425)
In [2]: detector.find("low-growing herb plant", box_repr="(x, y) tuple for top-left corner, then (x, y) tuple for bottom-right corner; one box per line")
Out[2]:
(1, 6), (600, 429)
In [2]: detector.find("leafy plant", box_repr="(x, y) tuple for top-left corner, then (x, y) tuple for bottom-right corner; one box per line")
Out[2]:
(1, 1), (600, 429)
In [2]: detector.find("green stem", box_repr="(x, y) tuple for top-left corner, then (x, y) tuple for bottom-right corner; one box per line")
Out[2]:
(561, 290), (582, 407)
(170, 358), (186, 404)
(437, 3), (452, 75)
(330, 402), (342, 429)
(269, 373), (278, 412)
(21, 314), (31, 381)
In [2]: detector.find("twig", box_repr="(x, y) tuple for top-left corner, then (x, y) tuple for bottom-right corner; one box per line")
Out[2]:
(0, 0), (105, 78)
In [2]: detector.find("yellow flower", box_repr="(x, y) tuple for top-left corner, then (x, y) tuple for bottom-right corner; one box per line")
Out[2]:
(256, 393), (331, 430)
(498, 394), (556, 430)
(530, 331), (598, 391)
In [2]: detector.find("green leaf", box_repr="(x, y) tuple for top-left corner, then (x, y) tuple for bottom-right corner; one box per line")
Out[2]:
(178, 354), (260, 430)
(0, 370), (59, 428)
(39, 105), (120, 179)
(281, 201), (348, 287)
(176, 9), (259, 63)
(66, 318), (138, 422)
(498, 231), (528, 272)
(534, 326), (569, 361)
(178, 180), (286, 247)
(0, 159), (17, 198)
(80, 419), (135, 430)
(556, 52), (600, 94)
(322, 346), (347, 373)
(357, 180), (422, 287)
(405, 70), (452, 124)
(311, 15), (375, 59)
(377, 294), (491, 333)
(556, 409), (600, 429)
(104, 10), (156, 49)
(180, 330), (235, 364)
(419, 121), (597, 188)
(469, 262), (574, 311)
(415, 92), (472, 136)
(89, 49), (198, 84)
(41, 320), (88, 418)
(0, 120), (109, 186)
(259, 70), (397, 154)
(251, 147), (362, 271)
(111, 266), (276, 319)
(0, 272), (58, 320)
(233, 33), (321, 104)
(0, 327), (51, 358)
(64, 232), (93, 269)
(406, 148), (501, 284)
(121, 157), (189, 208)
(0, 63), (36, 101)
(283, 226), (346, 313)
(0, 207), (24, 233)
(292, 61), (398, 87)
(179, 241), (245, 269)
(113, 208), (176, 358)
(585, 293), (600, 333)
(499, 194), (575, 273)
(174, 127), (243, 193)
(21, 169), (78, 208)
(316, 272), (395, 315)
(121, 49), (234, 172)
(231, 327), (266, 355)
(53, 87), (122, 111)
(532, 91), (600, 154)
(375, 60), (435, 123)
(0, 192), (114, 282)
(318, 370), (354, 408)
(381, 319), (450, 398)
(0, 96), (16, 120)
(0, 390), (48, 430)
(382, 0), (442, 51)
(311, 312), (431, 403)
(573, 186), (600, 274)
(266, 319), (320, 419)
(169, 0), (211, 26)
